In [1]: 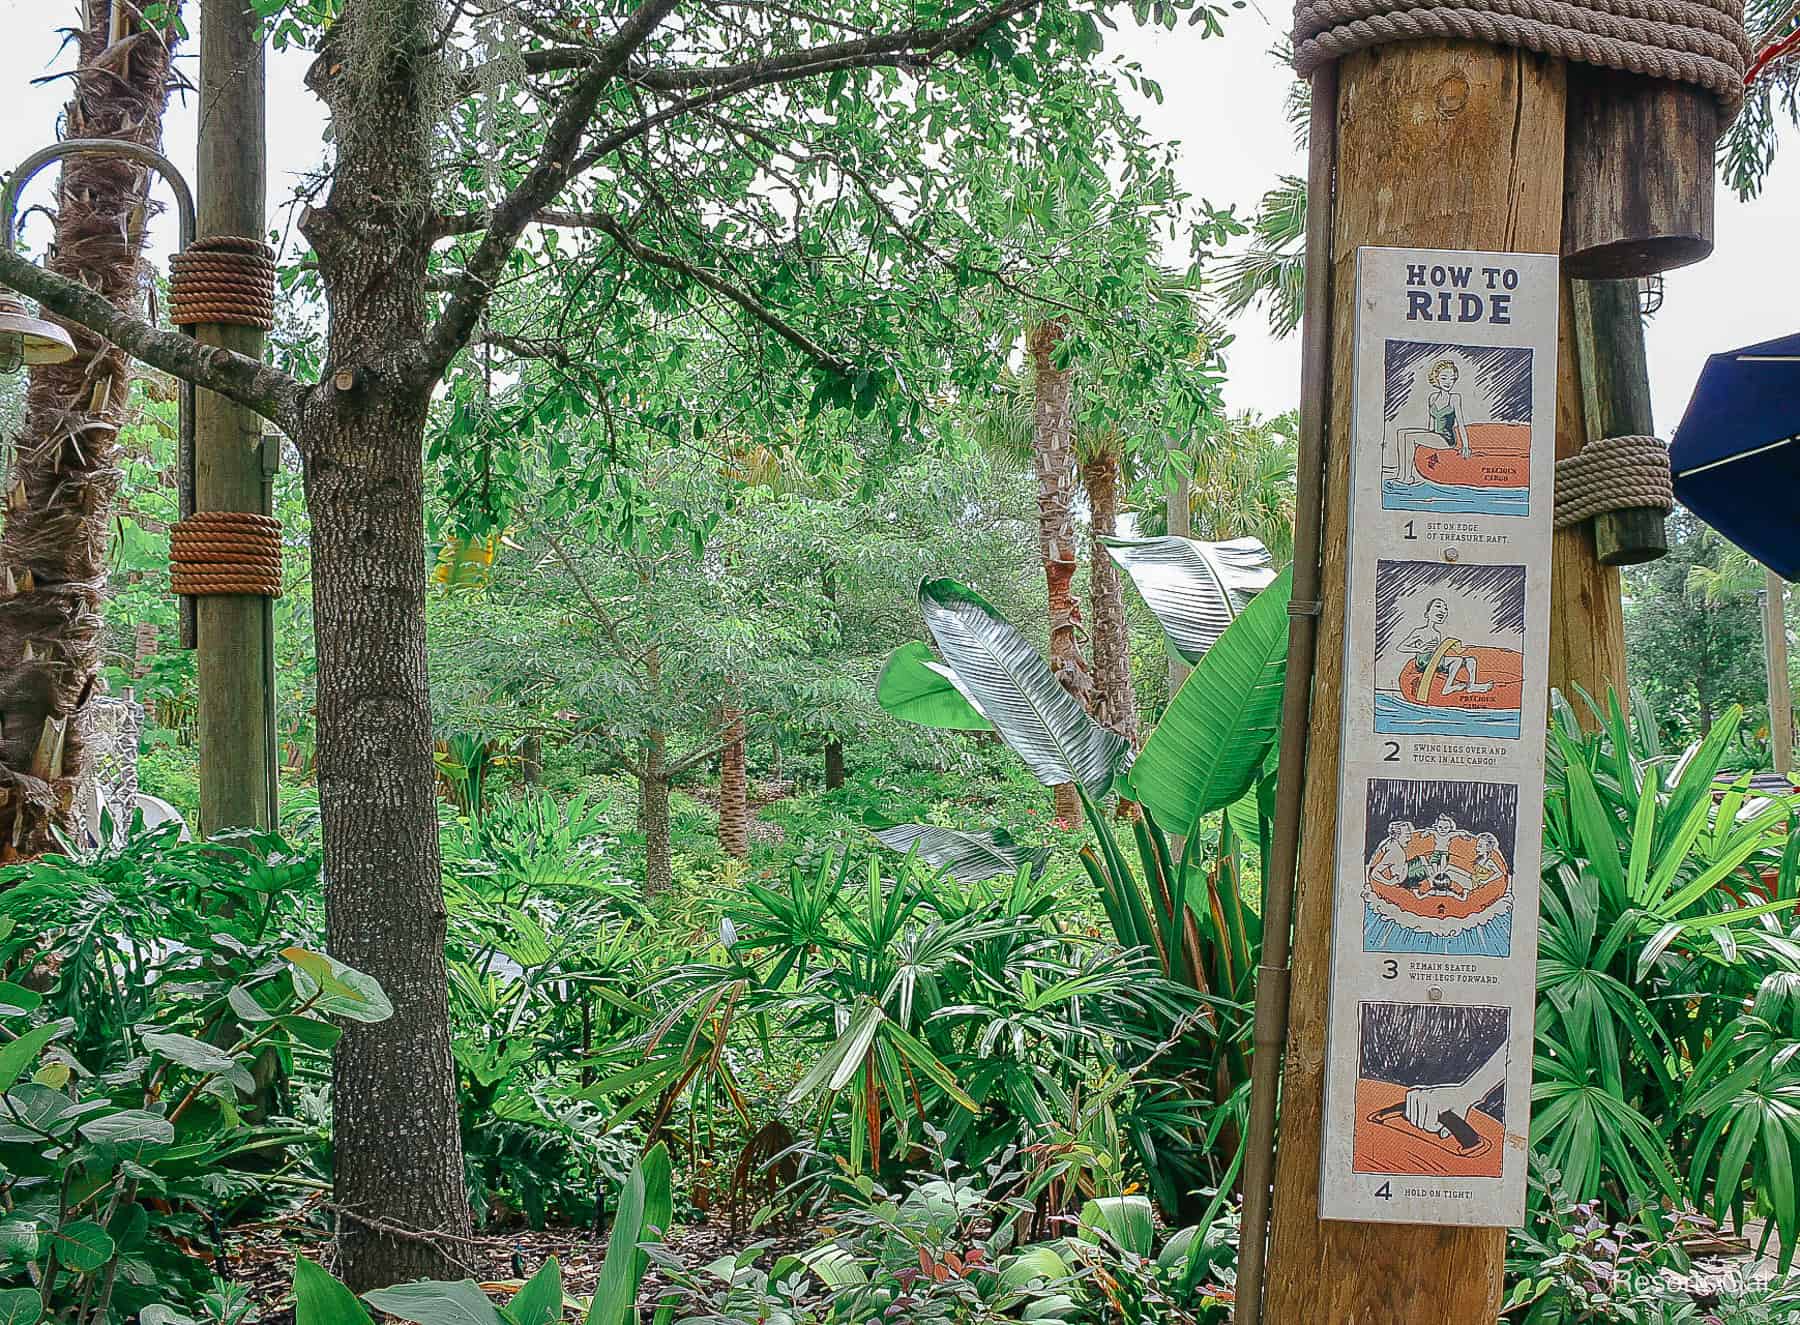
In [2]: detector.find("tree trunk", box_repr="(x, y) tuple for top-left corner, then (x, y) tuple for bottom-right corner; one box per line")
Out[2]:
(1767, 569), (1793, 775)
(0, 1), (180, 859)
(1028, 319), (1086, 824)
(1081, 447), (1137, 746)
(519, 731), (542, 785)
(641, 735), (672, 896)
(719, 695), (749, 859)
(824, 738), (846, 790)
(299, 8), (468, 1287)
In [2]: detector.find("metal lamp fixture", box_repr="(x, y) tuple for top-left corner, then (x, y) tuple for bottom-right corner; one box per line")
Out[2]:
(0, 295), (75, 373)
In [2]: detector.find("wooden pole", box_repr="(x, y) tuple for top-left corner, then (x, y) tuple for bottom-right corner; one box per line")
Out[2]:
(1547, 279), (1629, 708)
(1562, 70), (1716, 279)
(1767, 569), (1793, 776)
(1570, 279), (1668, 564)
(1261, 42), (1565, 1324)
(194, 0), (275, 834)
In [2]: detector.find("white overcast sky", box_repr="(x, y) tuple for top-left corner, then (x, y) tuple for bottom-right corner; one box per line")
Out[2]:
(1, 0), (1795, 430)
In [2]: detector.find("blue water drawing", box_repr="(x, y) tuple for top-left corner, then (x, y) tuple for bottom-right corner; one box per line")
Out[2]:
(1365, 912), (1513, 957)
(1374, 691), (1522, 740)
(1382, 477), (1528, 517)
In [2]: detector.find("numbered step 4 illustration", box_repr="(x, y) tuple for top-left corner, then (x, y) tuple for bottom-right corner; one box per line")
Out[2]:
(1351, 1001), (1509, 1181)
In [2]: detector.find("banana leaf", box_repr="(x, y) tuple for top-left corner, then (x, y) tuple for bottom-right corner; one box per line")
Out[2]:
(1101, 535), (1275, 663)
(871, 824), (1050, 883)
(1122, 567), (1291, 836)
(876, 641), (992, 731)
(918, 578), (1127, 797)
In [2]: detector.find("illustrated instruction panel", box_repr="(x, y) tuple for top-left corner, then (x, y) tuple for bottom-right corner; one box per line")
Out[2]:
(1319, 247), (1557, 1227)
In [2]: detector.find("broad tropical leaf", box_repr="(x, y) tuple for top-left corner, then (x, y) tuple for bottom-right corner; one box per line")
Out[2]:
(875, 641), (992, 731)
(1123, 567), (1291, 834)
(587, 1142), (672, 1325)
(917, 578), (1127, 796)
(871, 824), (1050, 883)
(362, 1281), (503, 1325)
(1101, 535), (1275, 663)
(294, 1257), (374, 1325)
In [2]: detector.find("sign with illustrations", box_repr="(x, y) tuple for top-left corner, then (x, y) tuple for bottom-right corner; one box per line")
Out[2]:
(1320, 247), (1557, 1227)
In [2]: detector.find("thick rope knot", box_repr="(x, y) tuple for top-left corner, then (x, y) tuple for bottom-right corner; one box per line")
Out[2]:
(170, 511), (283, 598)
(1553, 434), (1674, 529)
(169, 236), (277, 331)
(1292, 0), (1749, 117)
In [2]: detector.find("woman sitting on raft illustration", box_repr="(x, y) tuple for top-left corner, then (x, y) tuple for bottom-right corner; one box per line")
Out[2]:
(1398, 597), (1494, 695)
(1395, 358), (1470, 482)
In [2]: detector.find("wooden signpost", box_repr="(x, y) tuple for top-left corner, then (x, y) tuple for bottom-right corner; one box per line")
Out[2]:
(1317, 247), (1556, 1226)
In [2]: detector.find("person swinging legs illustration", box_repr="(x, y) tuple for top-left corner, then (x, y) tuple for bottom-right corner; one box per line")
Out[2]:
(1397, 597), (1493, 695)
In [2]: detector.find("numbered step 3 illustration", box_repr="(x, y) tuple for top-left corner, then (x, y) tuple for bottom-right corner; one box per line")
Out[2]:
(1320, 247), (1558, 1228)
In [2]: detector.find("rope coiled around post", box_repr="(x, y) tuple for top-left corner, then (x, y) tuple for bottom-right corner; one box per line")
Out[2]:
(168, 236), (278, 331)
(170, 511), (284, 598)
(1553, 434), (1674, 529)
(1293, 0), (1749, 116)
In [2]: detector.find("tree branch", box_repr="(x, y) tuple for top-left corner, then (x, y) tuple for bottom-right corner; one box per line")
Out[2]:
(0, 248), (303, 433)
(410, 0), (681, 388)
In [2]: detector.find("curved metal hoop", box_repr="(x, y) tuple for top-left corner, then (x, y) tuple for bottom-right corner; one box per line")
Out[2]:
(2, 139), (201, 647)
(2, 139), (195, 254)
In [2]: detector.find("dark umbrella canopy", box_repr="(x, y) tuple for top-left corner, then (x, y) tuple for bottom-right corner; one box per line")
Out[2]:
(1669, 331), (1800, 580)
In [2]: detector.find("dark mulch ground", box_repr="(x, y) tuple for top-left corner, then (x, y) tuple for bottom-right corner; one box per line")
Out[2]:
(227, 1205), (819, 1323)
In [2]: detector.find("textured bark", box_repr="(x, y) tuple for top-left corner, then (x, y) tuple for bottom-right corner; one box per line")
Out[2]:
(1164, 466), (1192, 702)
(0, 2), (180, 858)
(1027, 320), (1086, 824)
(299, 5), (469, 1288)
(718, 696), (749, 859)
(824, 739), (846, 790)
(1081, 447), (1137, 746)
(641, 744), (672, 896)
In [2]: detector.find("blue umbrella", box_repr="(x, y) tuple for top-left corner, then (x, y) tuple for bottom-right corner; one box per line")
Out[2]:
(1669, 331), (1800, 580)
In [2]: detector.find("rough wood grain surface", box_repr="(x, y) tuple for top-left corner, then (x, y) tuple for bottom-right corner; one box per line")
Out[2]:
(1563, 68), (1716, 278)
(1261, 41), (1566, 1324)
(1548, 279), (1629, 708)
(1570, 278), (1668, 565)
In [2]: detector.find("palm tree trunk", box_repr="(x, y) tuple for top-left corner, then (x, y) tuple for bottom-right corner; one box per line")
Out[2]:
(1028, 319), (1087, 823)
(1082, 448), (1137, 747)
(0, 2), (180, 859)
(719, 694), (749, 858)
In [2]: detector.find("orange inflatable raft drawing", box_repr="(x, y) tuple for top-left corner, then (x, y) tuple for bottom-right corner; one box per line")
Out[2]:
(1397, 640), (1525, 711)
(1411, 421), (1531, 489)
(1351, 1079), (1504, 1177)
(1365, 827), (1512, 935)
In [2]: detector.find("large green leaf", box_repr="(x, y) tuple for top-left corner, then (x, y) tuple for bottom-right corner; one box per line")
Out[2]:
(0, 1025), (58, 1093)
(1123, 567), (1292, 834)
(0, 1289), (42, 1325)
(870, 824), (1049, 883)
(363, 1281), (503, 1325)
(587, 1142), (672, 1325)
(918, 578), (1126, 796)
(1101, 535), (1275, 663)
(505, 1257), (563, 1325)
(283, 948), (394, 1024)
(294, 1256), (374, 1325)
(875, 641), (992, 731)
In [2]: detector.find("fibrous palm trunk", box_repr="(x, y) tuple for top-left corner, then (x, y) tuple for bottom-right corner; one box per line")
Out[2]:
(1081, 447), (1137, 747)
(0, 2), (179, 858)
(719, 694), (749, 858)
(1027, 320), (1088, 823)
